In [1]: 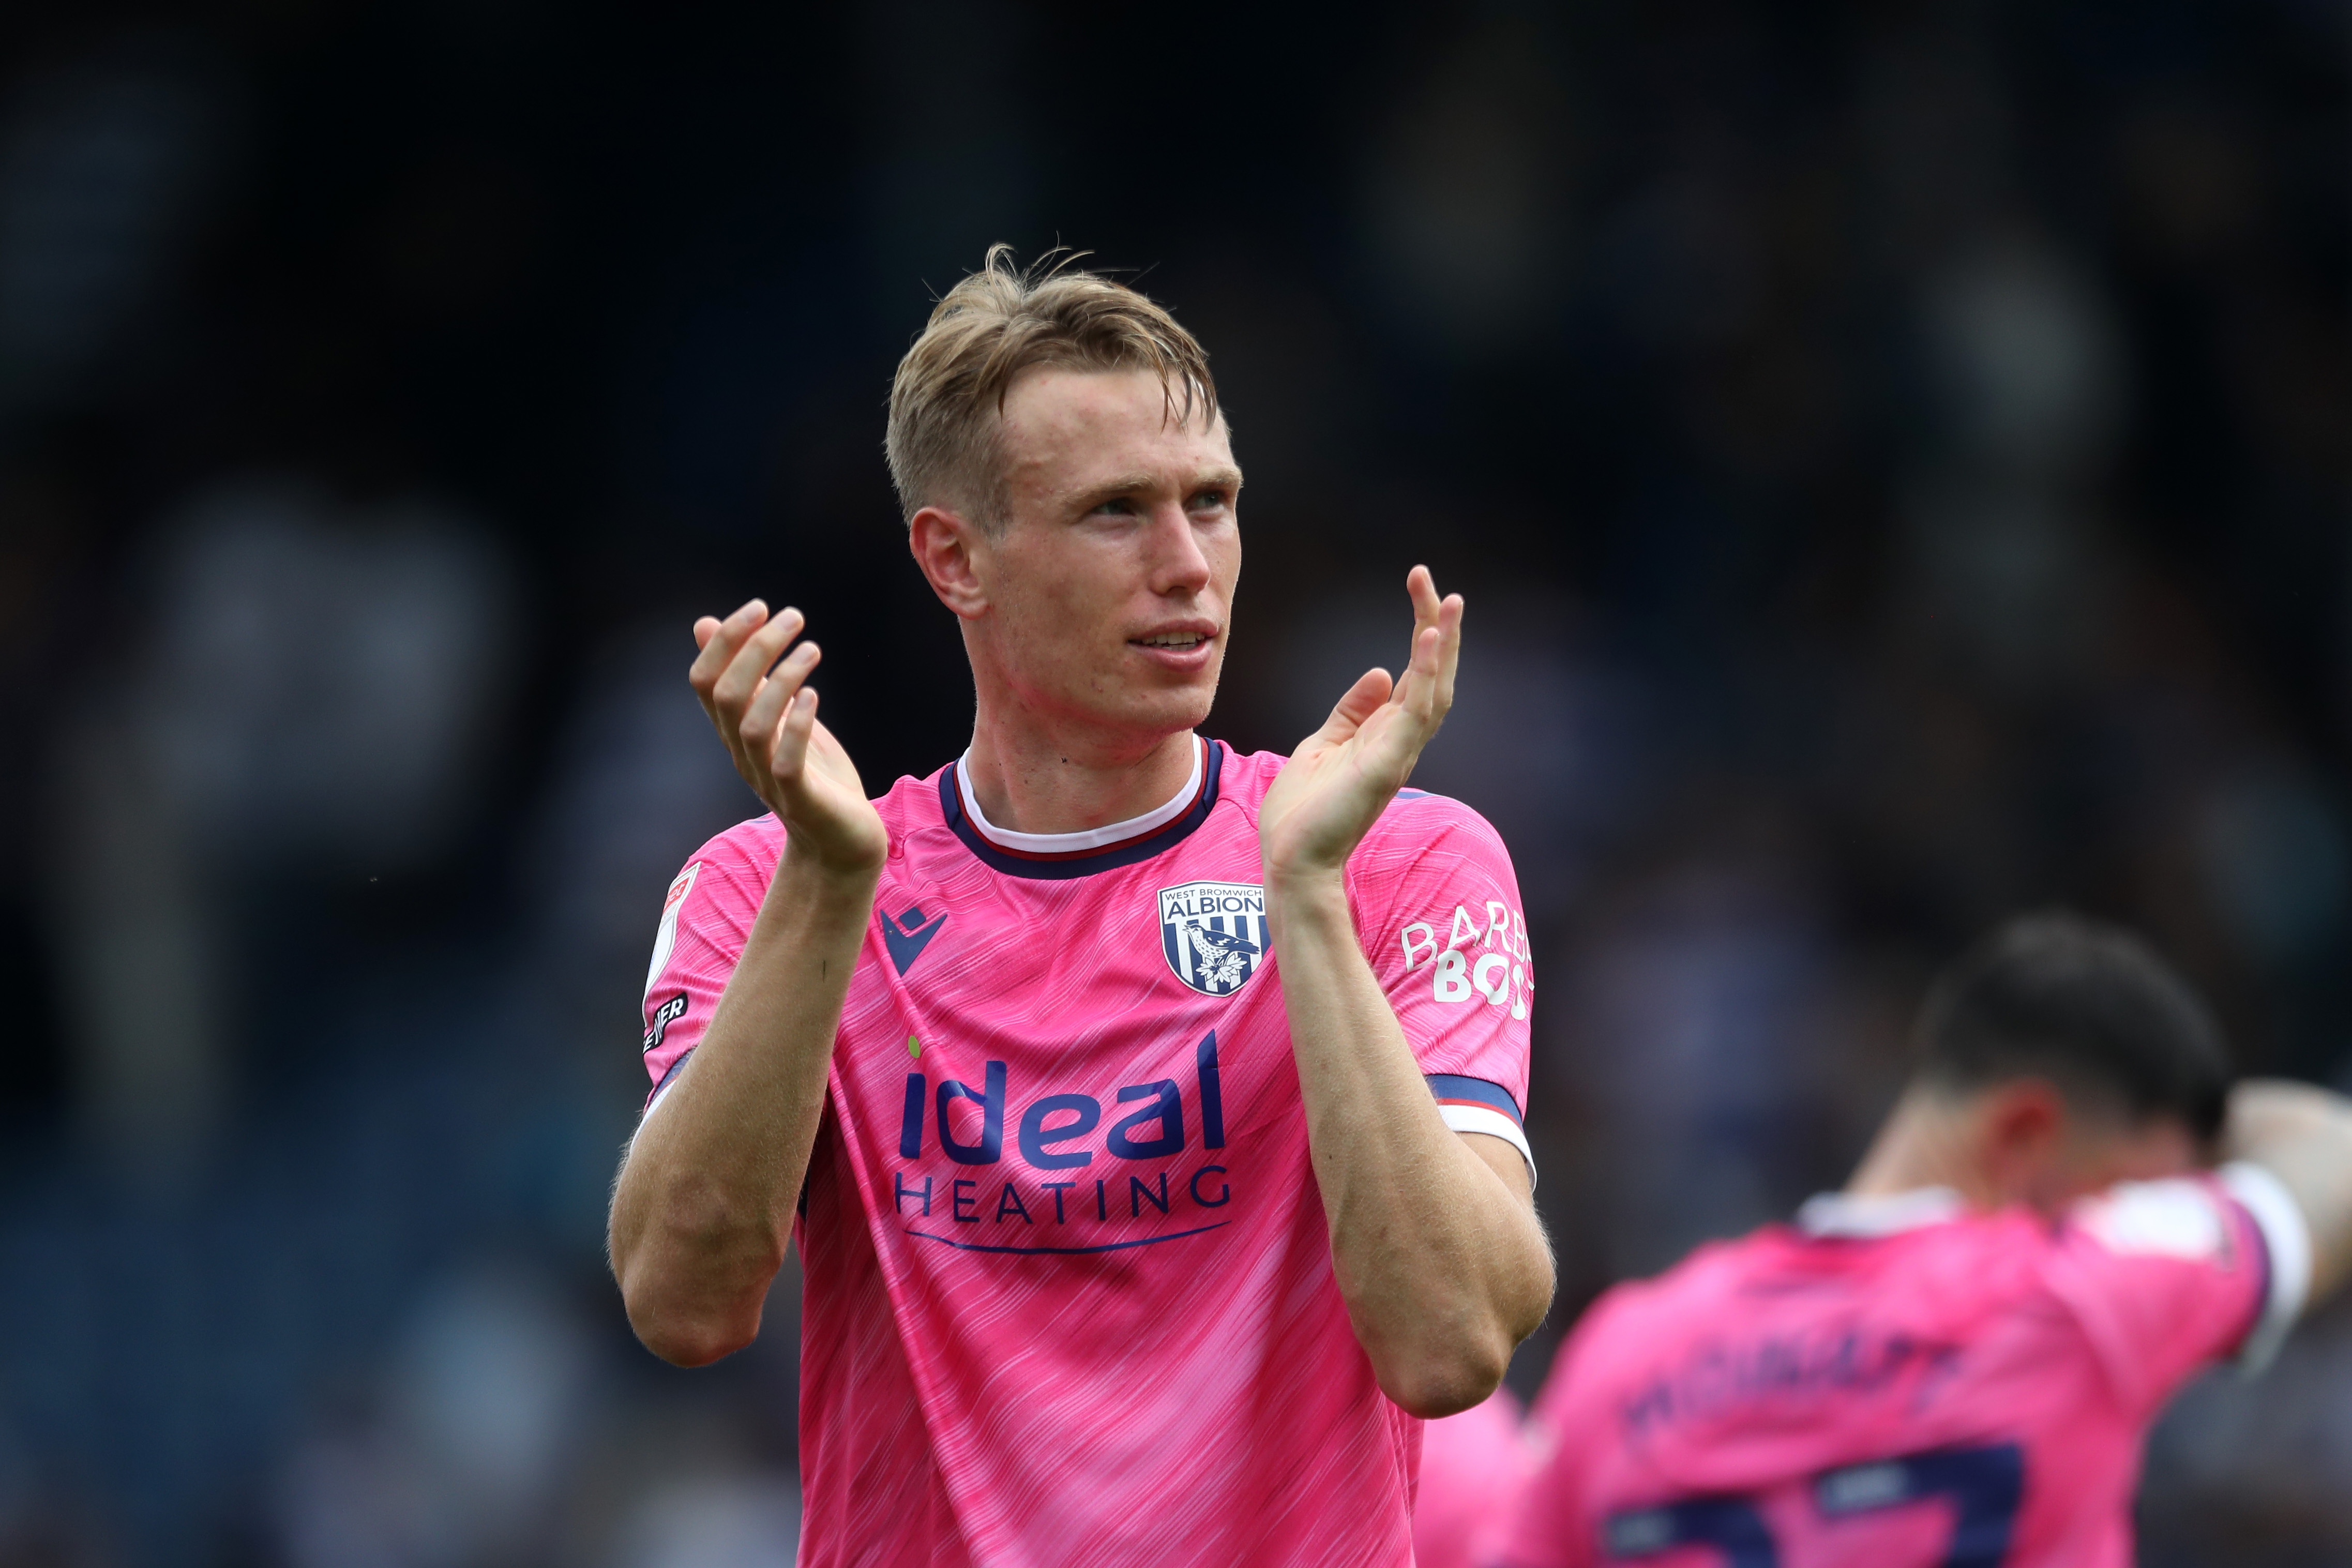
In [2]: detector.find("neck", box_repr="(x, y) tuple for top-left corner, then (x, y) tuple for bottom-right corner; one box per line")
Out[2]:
(961, 711), (1201, 837)
(1845, 1087), (2003, 1211)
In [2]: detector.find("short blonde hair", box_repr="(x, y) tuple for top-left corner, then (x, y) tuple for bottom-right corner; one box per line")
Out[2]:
(884, 245), (1218, 528)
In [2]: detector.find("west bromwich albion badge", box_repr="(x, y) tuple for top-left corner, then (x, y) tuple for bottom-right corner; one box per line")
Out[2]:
(1158, 881), (1267, 997)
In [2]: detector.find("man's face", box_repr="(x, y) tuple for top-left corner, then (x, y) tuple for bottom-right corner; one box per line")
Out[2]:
(968, 368), (1242, 748)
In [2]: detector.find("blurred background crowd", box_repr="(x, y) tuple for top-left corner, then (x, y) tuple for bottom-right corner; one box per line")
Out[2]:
(2, 2), (2350, 1564)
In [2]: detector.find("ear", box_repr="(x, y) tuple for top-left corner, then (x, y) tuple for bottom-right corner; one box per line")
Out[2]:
(909, 504), (990, 621)
(1979, 1079), (2069, 1209)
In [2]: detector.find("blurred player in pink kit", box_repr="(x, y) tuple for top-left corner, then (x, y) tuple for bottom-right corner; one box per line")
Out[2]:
(605, 249), (1554, 1567)
(1492, 913), (2352, 1568)
(1418, 1389), (1538, 1568)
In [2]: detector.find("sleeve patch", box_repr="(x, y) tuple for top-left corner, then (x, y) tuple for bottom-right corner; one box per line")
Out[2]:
(644, 860), (704, 997)
(2075, 1179), (2228, 1263)
(642, 993), (689, 1054)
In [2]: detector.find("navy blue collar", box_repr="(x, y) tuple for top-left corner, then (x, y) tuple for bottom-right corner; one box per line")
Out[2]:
(938, 742), (1226, 880)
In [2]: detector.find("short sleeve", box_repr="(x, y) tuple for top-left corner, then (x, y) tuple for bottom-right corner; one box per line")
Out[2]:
(636, 820), (779, 1117)
(2043, 1170), (2308, 1415)
(2217, 1161), (2315, 1373)
(1348, 791), (1535, 1181)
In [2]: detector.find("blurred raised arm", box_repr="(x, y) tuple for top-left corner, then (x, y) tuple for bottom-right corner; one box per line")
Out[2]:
(2223, 1078), (2352, 1308)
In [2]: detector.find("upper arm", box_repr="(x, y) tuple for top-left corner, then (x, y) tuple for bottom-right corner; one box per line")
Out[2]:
(1462, 1131), (1535, 1212)
(1353, 795), (1538, 1183)
(2222, 1079), (2352, 1311)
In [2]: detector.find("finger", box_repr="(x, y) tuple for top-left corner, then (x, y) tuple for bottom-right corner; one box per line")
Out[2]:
(1403, 570), (1437, 667)
(689, 599), (770, 702)
(770, 685), (819, 783)
(689, 604), (772, 787)
(1393, 591), (1465, 723)
(1397, 627), (1442, 723)
(1393, 565), (1443, 703)
(741, 639), (821, 763)
(711, 606), (806, 715)
(1317, 668), (1393, 744)
(1406, 564), (1441, 631)
(1401, 564), (1439, 658)
(1431, 592), (1464, 714)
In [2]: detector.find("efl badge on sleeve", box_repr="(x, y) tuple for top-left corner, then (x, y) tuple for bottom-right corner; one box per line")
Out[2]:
(644, 861), (703, 997)
(1158, 881), (1267, 997)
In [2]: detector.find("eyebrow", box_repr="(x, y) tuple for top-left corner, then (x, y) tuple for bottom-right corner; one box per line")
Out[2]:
(1071, 467), (1245, 511)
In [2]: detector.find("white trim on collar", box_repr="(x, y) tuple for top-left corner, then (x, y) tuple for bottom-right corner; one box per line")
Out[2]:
(955, 736), (1205, 854)
(1796, 1187), (1967, 1239)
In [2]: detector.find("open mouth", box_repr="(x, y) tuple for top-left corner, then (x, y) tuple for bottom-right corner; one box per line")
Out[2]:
(1132, 632), (1211, 651)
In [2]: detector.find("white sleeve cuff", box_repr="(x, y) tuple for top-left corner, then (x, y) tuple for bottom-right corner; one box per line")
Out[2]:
(2219, 1160), (2312, 1375)
(1440, 1104), (1537, 1189)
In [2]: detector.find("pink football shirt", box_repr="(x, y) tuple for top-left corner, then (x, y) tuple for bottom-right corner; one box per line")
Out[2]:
(638, 738), (1535, 1567)
(1491, 1170), (2311, 1568)
(1418, 1388), (1536, 1568)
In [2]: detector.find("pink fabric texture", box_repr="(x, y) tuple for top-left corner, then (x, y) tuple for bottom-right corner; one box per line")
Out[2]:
(1493, 1181), (2271, 1567)
(638, 743), (1533, 1567)
(1416, 1387), (1534, 1568)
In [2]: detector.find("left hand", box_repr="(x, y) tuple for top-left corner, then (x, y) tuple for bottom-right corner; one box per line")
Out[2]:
(1259, 565), (1462, 884)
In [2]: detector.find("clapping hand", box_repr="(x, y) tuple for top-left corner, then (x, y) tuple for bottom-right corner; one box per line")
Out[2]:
(1258, 566), (1461, 885)
(689, 600), (888, 878)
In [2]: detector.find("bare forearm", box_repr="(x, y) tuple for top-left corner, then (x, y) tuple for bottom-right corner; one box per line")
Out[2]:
(610, 849), (878, 1364)
(2221, 1078), (2352, 1305)
(1268, 872), (1552, 1416)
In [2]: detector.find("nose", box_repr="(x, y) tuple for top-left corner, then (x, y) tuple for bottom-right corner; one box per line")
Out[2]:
(1146, 502), (1213, 598)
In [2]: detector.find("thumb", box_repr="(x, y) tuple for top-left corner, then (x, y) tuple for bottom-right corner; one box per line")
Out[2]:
(1319, 668), (1393, 742)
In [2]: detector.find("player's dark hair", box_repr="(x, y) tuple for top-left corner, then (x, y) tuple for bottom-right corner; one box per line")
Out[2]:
(1914, 911), (2230, 1140)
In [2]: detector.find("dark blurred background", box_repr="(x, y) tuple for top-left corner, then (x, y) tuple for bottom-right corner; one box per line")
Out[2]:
(2, 2), (2350, 1564)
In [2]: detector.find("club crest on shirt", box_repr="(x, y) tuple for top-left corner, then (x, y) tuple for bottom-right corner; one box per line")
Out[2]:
(1158, 881), (1266, 997)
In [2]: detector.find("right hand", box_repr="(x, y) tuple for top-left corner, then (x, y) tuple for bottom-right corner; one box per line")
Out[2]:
(690, 600), (888, 879)
(1258, 566), (1461, 888)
